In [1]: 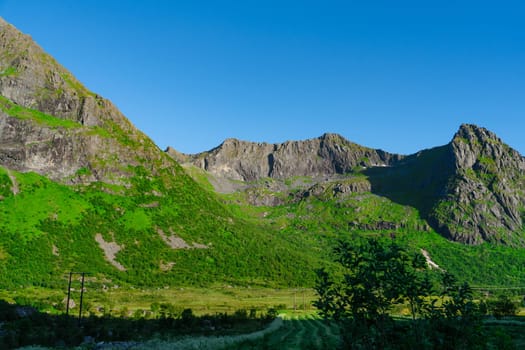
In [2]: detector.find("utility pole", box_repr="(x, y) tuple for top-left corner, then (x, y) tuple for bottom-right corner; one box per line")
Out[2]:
(65, 272), (89, 325)
(78, 272), (86, 326)
(66, 272), (73, 316)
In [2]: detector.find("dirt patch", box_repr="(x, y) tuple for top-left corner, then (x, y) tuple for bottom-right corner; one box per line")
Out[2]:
(52, 244), (59, 256)
(160, 260), (176, 271)
(95, 233), (126, 271)
(139, 201), (159, 208)
(192, 242), (209, 249)
(6, 169), (19, 195)
(157, 228), (192, 249)
(421, 249), (443, 270)
(156, 227), (208, 250)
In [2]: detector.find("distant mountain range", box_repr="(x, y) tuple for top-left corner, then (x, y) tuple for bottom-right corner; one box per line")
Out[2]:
(169, 124), (525, 245)
(1, 17), (525, 290)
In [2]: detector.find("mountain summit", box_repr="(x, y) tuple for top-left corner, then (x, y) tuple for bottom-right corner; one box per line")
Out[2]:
(430, 124), (525, 244)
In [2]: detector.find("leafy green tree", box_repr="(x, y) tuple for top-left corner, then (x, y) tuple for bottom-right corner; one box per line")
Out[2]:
(315, 238), (489, 349)
(315, 238), (432, 348)
(420, 273), (486, 349)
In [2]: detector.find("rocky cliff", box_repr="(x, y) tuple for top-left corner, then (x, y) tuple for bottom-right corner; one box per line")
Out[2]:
(0, 17), (175, 185)
(183, 133), (403, 181)
(429, 124), (525, 245)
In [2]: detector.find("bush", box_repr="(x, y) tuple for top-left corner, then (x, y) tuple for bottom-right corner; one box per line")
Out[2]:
(490, 294), (517, 319)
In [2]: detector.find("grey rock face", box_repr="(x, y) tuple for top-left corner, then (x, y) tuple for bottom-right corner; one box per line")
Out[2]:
(0, 18), (176, 185)
(0, 18), (119, 128)
(429, 124), (525, 245)
(186, 133), (403, 181)
(0, 112), (135, 183)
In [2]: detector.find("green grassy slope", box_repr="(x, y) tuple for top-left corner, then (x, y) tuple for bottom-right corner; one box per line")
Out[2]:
(0, 166), (319, 290)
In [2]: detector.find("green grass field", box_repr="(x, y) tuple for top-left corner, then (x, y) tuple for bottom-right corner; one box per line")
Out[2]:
(0, 285), (317, 317)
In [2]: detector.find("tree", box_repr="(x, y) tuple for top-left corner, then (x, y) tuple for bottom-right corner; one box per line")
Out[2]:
(314, 238), (487, 349)
(315, 238), (432, 348)
(315, 239), (429, 318)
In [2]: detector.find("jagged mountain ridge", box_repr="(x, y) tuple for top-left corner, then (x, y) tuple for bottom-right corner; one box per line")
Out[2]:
(432, 125), (525, 244)
(170, 133), (403, 181)
(170, 125), (525, 245)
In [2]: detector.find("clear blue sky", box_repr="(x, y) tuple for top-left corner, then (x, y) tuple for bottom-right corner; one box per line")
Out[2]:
(1, 0), (525, 155)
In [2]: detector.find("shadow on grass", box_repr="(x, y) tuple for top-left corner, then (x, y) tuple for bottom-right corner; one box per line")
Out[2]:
(230, 315), (525, 350)
(363, 145), (455, 227)
(0, 300), (274, 349)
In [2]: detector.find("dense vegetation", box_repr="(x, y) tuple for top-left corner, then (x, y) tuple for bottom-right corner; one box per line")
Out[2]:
(3, 159), (525, 296)
(0, 165), (318, 290)
(236, 181), (525, 289)
(314, 238), (520, 349)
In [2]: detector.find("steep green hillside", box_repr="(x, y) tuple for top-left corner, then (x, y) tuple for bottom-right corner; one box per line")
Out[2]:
(0, 17), (322, 290)
(0, 165), (319, 289)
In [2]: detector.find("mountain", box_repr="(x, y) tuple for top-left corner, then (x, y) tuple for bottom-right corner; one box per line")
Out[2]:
(172, 125), (525, 246)
(0, 17), (175, 185)
(175, 133), (403, 181)
(0, 17), (316, 289)
(3, 16), (525, 293)
(431, 125), (525, 244)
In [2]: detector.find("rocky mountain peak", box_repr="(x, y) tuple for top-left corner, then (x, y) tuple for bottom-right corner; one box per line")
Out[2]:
(319, 132), (343, 140)
(427, 124), (525, 245)
(451, 123), (522, 170)
(0, 17), (136, 130)
(455, 123), (501, 142)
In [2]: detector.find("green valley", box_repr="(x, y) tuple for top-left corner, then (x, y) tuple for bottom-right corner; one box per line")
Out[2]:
(1, 15), (525, 349)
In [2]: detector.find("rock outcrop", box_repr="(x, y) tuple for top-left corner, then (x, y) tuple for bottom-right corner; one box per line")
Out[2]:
(429, 124), (525, 245)
(0, 17), (176, 185)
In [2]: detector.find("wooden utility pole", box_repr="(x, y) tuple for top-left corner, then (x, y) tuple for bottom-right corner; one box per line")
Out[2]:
(65, 272), (89, 325)
(78, 272), (86, 325)
(66, 272), (73, 316)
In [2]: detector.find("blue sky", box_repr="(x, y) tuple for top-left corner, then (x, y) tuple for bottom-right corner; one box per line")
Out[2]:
(1, 1), (525, 155)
